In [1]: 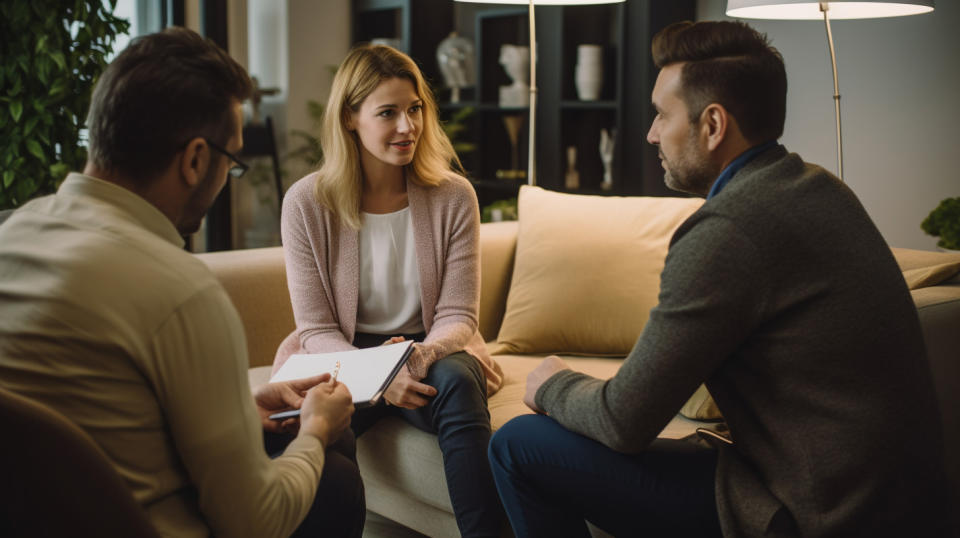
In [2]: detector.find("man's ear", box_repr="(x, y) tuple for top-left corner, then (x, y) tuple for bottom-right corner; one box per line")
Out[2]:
(180, 137), (209, 187)
(699, 103), (729, 152)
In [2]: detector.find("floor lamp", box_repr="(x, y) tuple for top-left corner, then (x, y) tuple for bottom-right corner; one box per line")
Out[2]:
(455, 0), (624, 186)
(725, 0), (935, 182)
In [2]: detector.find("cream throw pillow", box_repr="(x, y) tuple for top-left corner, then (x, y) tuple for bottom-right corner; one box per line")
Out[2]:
(492, 186), (703, 355)
(891, 247), (960, 289)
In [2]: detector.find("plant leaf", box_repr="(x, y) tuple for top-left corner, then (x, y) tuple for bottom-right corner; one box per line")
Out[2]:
(26, 139), (44, 159)
(23, 115), (39, 135)
(10, 100), (22, 122)
(49, 51), (67, 70)
(3, 171), (14, 189)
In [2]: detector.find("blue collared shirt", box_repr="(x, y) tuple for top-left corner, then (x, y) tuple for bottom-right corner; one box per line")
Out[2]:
(706, 141), (777, 199)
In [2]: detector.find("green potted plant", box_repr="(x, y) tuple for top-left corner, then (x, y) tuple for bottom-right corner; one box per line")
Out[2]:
(0, 1), (128, 210)
(921, 197), (960, 251)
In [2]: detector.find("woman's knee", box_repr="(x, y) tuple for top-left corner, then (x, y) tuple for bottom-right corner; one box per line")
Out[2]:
(426, 352), (485, 396)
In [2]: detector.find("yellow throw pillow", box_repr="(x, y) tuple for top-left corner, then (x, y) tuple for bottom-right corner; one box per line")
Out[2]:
(679, 384), (723, 420)
(891, 247), (960, 290)
(492, 186), (703, 355)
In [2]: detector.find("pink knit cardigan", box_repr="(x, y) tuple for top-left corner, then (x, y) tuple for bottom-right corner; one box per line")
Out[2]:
(272, 172), (503, 396)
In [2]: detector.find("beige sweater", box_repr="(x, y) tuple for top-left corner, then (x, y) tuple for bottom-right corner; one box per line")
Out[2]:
(274, 172), (503, 396)
(0, 174), (326, 538)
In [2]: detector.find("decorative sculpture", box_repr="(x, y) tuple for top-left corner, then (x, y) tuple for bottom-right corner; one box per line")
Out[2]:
(496, 115), (526, 180)
(436, 32), (475, 104)
(498, 44), (530, 108)
(565, 146), (580, 190)
(599, 128), (616, 191)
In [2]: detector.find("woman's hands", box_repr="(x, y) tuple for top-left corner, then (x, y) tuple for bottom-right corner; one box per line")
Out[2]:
(380, 337), (439, 408)
(383, 367), (437, 409)
(406, 343), (437, 380)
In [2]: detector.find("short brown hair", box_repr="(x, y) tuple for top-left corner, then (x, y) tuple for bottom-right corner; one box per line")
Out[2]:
(652, 21), (787, 144)
(86, 27), (252, 182)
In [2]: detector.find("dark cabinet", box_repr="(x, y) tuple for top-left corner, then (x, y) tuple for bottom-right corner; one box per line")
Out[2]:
(352, 0), (453, 88)
(351, 0), (696, 209)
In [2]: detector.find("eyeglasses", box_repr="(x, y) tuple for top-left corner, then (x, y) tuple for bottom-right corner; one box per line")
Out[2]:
(204, 139), (249, 178)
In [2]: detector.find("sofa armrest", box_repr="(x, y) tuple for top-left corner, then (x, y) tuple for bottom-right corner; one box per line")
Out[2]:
(479, 221), (518, 342)
(195, 247), (294, 369)
(912, 281), (960, 519)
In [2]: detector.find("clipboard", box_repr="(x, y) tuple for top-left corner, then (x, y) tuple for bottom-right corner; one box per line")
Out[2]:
(268, 340), (414, 420)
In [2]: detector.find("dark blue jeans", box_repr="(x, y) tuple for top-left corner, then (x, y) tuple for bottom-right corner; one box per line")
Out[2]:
(351, 332), (504, 538)
(489, 414), (722, 538)
(264, 428), (365, 538)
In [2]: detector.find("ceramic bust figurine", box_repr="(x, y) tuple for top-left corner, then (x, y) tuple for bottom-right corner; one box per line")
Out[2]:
(436, 32), (475, 103)
(498, 44), (529, 107)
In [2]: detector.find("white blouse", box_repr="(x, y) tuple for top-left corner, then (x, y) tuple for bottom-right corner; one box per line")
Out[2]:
(356, 207), (425, 335)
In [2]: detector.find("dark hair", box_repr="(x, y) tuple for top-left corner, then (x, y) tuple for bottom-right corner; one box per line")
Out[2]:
(652, 21), (787, 144)
(86, 27), (252, 182)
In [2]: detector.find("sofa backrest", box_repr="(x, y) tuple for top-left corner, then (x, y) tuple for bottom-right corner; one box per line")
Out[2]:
(192, 221), (519, 368)
(198, 231), (959, 522)
(477, 221), (518, 341)
(196, 247), (291, 369)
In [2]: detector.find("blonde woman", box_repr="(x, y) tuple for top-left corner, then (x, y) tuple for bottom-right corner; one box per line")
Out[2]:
(273, 45), (505, 536)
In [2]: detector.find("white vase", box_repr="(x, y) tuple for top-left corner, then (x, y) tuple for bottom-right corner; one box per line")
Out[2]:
(575, 65), (602, 101)
(575, 44), (603, 101)
(577, 44), (602, 66)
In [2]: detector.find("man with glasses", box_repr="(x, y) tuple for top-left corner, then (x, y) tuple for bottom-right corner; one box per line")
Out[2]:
(0, 28), (364, 537)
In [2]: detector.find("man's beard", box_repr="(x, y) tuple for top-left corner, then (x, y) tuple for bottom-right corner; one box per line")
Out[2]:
(178, 166), (224, 235)
(662, 132), (716, 197)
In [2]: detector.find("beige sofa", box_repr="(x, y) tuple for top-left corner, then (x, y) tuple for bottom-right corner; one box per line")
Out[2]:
(197, 219), (960, 537)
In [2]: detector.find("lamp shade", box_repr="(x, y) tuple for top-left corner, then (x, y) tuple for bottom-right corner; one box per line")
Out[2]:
(726, 0), (934, 19)
(456, 0), (623, 4)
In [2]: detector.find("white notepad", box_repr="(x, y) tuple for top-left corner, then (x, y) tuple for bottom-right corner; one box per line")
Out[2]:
(269, 340), (414, 407)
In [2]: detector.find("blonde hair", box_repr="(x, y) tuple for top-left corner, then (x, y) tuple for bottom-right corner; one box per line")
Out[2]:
(314, 44), (463, 229)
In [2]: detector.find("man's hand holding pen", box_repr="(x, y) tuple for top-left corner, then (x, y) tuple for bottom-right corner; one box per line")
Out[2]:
(254, 362), (353, 445)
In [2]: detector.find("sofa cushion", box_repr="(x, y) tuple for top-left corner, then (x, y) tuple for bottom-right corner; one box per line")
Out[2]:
(492, 186), (703, 356)
(344, 352), (704, 530)
(196, 247), (292, 369)
(251, 354), (705, 531)
(891, 247), (960, 289)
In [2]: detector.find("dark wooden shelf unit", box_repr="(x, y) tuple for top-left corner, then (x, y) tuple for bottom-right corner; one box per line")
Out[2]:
(351, 0), (697, 209)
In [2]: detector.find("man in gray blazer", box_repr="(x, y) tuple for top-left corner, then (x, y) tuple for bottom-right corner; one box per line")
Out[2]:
(489, 20), (950, 537)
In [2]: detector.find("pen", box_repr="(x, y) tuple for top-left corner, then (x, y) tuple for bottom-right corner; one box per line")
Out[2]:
(331, 360), (340, 384)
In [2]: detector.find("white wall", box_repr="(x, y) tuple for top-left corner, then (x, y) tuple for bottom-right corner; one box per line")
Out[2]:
(222, 0), (349, 249)
(285, 0), (351, 183)
(697, 1), (959, 250)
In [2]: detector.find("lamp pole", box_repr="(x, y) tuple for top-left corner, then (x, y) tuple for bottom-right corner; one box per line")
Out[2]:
(527, 0), (538, 185)
(820, 2), (844, 181)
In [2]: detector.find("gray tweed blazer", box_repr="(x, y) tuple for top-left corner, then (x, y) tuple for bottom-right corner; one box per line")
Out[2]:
(537, 145), (950, 537)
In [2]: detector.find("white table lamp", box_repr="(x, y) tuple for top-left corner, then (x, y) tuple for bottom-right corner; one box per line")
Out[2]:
(455, 0), (625, 186)
(725, 0), (935, 181)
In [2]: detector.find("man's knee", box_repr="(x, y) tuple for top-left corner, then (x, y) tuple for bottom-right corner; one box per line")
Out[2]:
(489, 414), (547, 470)
(295, 452), (365, 538)
(318, 452), (364, 513)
